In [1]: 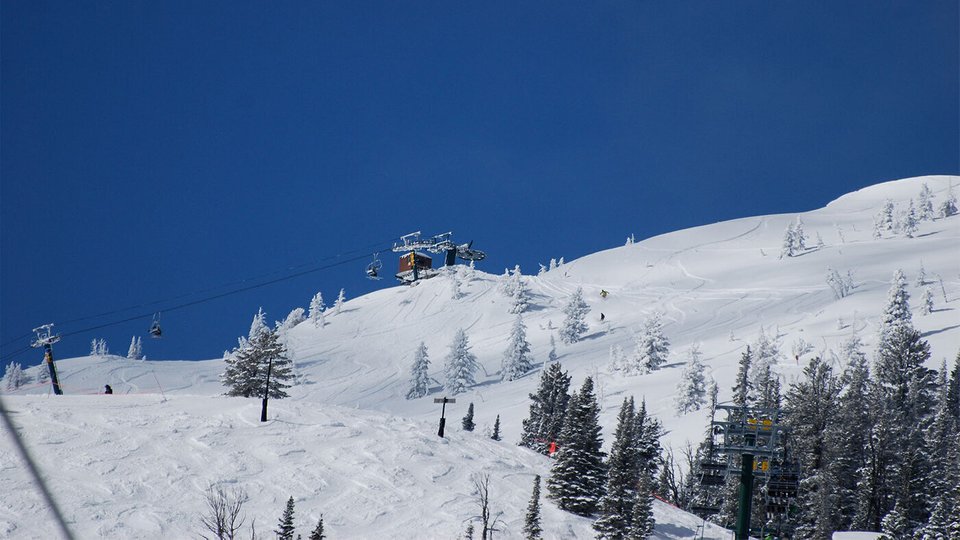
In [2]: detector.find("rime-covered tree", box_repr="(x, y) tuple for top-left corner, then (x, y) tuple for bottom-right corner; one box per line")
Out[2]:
(126, 336), (143, 360)
(405, 342), (431, 400)
(732, 347), (753, 407)
(333, 288), (346, 315)
(222, 311), (294, 398)
(784, 357), (840, 537)
(443, 328), (479, 395)
(628, 471), (655, 539)
(90, 338), (109, 356)
(4, 362), (24, 390)
(920, 287), (934, 315)
(918, 183), (935, 221)
(594, 397), (642, 539)
(825, 353), (871, 530)
(826, 267), (855, 299)
(462, 402), (475, 431)
(491, 415), (501, 441)
(939, 183), (958, 218)
(509, 267), (530, 314)
(280, 307), (306, 331)
(748, 327), (781, 380)
(309, 516), (325, 540)
(502, 314), (533, 381)
(915, 262), (928, 286)
(523, 475), (542, 540)
(559, 287), (590, 344)
(674, 344), (707, 414)
(900, 199), (918, 238)
(309, 292), (326, 327)
(880, 199), (896, 231)
(275, 496), (296, 540)
(780, 222), (797, 258)
(547, 377), (605, 516)
(793, 217), (807, 251)
(754, 364), (781, 410)
(519, 363), (571, 454)
(879, 269), (912, 338)
(631, 313), (670, 373)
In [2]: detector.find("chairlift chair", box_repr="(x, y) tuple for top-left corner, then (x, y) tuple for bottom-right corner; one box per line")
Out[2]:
(149, 312), (163, 338)
(366, 253), (383, 280)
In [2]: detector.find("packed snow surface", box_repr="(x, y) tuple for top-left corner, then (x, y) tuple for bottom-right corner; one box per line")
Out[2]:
(3, 175), (958, 538)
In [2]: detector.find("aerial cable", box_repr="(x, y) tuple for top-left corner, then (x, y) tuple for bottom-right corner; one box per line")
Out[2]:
(0, 237), (396, 352)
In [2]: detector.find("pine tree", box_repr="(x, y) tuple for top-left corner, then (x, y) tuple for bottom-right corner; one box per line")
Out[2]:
(900, 199), (918, 238)
(748, 327), (781, 380)
(918, 183), (935, 221)
(509, 266), (529, 314)
(547, 335), (558, 364)
(127, 336), (143, 360)
(519, 363), (571, 454)
(880, 199), (896, 231)
(309, 292), (325, 327)
(281, 307), (306, 331)
(754, 364), (781, 410)
(406, 342), (431, 400)
(920, 287), (934, 315)
(594, 397), (641, 539)
(948, 351), (960, 419)
(443, 329), (479, 395)
(275, 496), (296, 540)
(732, 347), (753, 407)
(559, 287), (590, 344)
(4, 362), (24, 390)
(502, 314), (533, 381)
(794, 217), (807, 252)
(547, 377), (606, 516)
(309, 516), (325, 540)
(826, 353), (872, 530)
(880, 269), (912, 336)
(628, 471), (655, 539)
(939, 182), (958, 218)
(222, 313), (294, 398)
(462, 402), (475, 431)
(491, 415), (501, 441)
(631, 313), (670, 373)
(674, 344), (707, 414)
(780, 222), (797, 258)
(334, 288), (346, 315)
(784, 357), (840, 537)
(523, 475), (542, 540)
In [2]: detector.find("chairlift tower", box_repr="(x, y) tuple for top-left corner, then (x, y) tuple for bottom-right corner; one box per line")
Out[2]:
(706, 404), (799, 540)
(31, 324), (64, 395)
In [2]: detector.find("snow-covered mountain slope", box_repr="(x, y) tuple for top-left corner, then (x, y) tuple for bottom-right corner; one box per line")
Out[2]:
(3, 175), (958, 538)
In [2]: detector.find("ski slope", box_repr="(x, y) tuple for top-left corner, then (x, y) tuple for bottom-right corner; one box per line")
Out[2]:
(2, 175), (958, 538)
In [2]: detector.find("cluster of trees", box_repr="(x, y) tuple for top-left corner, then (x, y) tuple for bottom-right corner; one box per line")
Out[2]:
(198, 486), (325, 540)
(126, 336), (144, 360)
(610, 313), (671, 375)
(873, 182), (957, 239)
(4, 361), (27, 390)
(89, 338), (110, 356)
(685, 270), (960, 539)
(221, 308), (295, 398)
(518, 365), (663, 538)
(780, 217), (808, 258)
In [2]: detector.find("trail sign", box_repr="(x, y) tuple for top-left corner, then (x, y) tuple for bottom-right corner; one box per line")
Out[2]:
(434, 397), (456, 437)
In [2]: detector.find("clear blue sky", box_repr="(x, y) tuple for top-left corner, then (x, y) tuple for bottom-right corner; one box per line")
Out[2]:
(2, 1), (957, 364)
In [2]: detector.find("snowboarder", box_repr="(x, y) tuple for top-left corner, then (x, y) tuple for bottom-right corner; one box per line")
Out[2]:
(104, 384), (113, 394)
(600, 313), (605, 322)
(600, 289), (608, 298)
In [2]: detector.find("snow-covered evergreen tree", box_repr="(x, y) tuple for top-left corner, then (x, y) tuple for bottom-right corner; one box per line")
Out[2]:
(732, 347), (753, 407)
(449, 267), (463, 299)
(625, 234), (635, 246)
(443, 329), (479, 395)
(900, 199), (918, 238)
(491, 415), (501, 441)
(405, 342), (431, 400)
(793, 217), (807, 251)
(826, 267), (854, 299)
(780, 222), (797, 258)
(748, 327), (781, 381)
(939, 183), (958, 218)
(631, 313), (670, 374)
(594, 397), (641, 538)
(628, 471), (655, 539)
(549, 258), (557, 271)
(879, 269), (911, 338)
(333, 288), (346, 315)
(308, 292), (326, 327)
(496, 267), (516, 297)
(519, 363), (571, 454)
(523, 475), (542, 540)
(90, 338), (109, 356)
(280, 307), (306, 331)
(559, 287), (590, 344)
(309, 516), (325, 540)
(547, 376), (605, 516)
(918, 183), (935, 221)
(4, 362), (24, 390)
(509, 271), (530, 314)
(674, 344), (707, 414)
(919, 286), (934, 315)
(547, 335), (558, 364)
(880, 199), (896, 231)
(126, 336), (143, 360)
(502, 315), (533, 381)
(608, 344), (628, 373)
(222, 311), (294, 398)
(825, 352), (871, 530)
(462, 402), (475, 431)
(275, 496), (296, 540)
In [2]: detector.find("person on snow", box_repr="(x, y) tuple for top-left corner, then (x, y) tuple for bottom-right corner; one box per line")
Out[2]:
(104, 384), (113, 394)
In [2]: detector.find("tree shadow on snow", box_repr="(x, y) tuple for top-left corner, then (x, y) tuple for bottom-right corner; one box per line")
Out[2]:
(921, 324), (960, 338)
(653, 522), (696, 537)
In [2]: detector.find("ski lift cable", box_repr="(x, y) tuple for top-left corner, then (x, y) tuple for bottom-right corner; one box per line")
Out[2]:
(0, 237), (396, 351)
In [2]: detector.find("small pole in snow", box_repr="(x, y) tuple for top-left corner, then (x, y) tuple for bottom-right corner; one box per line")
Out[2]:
(260, 356), (274, 422)
(434, 396), (456, 437)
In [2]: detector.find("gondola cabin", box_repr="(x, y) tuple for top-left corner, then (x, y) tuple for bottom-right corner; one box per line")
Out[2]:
(396, 251), (434, 283)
